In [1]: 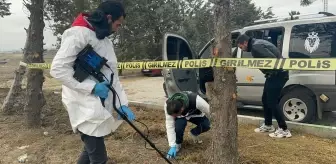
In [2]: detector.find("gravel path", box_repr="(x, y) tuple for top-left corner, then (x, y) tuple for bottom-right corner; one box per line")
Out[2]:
(121, 76), (167, 105)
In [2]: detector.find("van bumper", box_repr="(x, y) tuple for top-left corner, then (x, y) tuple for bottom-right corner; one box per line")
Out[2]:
(306, 85), (336, 112)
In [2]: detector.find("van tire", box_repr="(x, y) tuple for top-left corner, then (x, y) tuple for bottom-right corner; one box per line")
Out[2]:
(279, 88), (316, 123)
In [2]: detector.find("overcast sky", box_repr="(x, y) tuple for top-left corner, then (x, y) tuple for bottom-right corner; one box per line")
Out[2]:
(0, 0), (336, 52)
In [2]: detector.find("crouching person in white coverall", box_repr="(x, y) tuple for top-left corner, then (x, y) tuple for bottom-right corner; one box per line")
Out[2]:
(164, 91), (211, 159)
(49, 1), (135, 164)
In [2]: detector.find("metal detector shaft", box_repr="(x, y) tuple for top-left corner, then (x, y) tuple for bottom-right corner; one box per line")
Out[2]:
(107, 86), (172, 164)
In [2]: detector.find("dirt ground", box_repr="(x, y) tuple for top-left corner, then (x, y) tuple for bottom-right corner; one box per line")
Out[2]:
(0, 54), (336, 164)
(0, 88), (336, 164)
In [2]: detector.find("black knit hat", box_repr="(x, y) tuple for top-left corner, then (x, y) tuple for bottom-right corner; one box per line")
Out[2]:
(98, 0), (126, 22)
(86, 0), (126, 39)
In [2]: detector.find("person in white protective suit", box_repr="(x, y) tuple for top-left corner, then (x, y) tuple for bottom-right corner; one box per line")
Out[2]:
(49, 1), (135, 163)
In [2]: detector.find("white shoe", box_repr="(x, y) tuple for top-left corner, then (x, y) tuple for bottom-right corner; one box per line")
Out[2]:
(269, 128), (292, 138)
(189, 132), (203, 144)
(254, 123), (276, 133)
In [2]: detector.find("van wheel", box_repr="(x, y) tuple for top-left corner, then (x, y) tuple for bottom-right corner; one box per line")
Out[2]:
(279, 88), (316, 123)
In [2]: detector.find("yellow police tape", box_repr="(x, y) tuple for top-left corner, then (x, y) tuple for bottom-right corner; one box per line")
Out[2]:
(19, 58), (336, 71)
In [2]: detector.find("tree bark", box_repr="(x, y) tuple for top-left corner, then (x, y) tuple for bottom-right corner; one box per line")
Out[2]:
(207, 0), (239, 163)
(23, 0), (46, 128)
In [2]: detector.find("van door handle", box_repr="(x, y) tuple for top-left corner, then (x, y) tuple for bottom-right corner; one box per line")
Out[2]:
(178, 78), (190, 82)
(165, 70), (171, 77)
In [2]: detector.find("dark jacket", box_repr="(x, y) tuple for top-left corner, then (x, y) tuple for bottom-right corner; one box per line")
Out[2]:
(179, 91), (202, 117)
(247, 38), (283, 75)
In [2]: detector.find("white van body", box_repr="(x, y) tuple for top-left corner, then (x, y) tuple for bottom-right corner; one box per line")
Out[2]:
(162, 13), (336, 123)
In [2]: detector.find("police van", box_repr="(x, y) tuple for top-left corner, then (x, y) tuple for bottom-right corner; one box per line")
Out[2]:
(161, 12), (336, 123)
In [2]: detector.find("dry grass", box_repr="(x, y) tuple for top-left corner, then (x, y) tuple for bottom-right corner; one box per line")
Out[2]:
(0, 53), (335, 164)
(0, 89), (335, 164)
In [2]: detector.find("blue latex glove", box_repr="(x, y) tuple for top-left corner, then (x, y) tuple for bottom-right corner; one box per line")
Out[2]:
(166, 146), (177, 159)
(93, 81), (109, 99)
(118, 105), (135, 121)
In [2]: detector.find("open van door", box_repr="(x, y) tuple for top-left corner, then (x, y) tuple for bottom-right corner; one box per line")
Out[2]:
(162, 33), (198, 97)
(196, 31), (241, 101)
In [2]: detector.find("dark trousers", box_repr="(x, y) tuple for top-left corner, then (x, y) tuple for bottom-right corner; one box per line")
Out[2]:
(77, 132), (108, 164)
(263, 71), (288, 130)
(175, 116), (211, 144)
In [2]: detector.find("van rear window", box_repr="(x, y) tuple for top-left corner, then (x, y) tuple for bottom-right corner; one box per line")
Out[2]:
(289, 22), (336, 58)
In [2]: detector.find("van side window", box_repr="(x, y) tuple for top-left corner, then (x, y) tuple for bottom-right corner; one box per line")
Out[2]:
(166, 36), (194, 60)
(231, 32), (240, 58)
(289, 22), (336, 58)
(200, 42), (212, 59)
(241, 27), (285, 58)
(231, 32), (240, 49)
(200, 32), (241, 59)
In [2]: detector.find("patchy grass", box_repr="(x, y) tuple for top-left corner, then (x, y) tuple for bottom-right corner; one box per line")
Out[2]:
(0, 53), (335, 164)
(0, 89), (335, 164)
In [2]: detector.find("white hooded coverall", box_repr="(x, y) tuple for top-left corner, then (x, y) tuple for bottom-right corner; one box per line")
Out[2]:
(50, 14), (128, 137)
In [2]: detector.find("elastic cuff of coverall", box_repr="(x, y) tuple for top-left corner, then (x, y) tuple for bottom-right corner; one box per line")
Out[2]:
(119, 99), (129, 108)
(86, 83), (97, 96)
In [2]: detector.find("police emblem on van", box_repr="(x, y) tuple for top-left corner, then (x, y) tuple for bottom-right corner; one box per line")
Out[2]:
(304, 32), (320, 53)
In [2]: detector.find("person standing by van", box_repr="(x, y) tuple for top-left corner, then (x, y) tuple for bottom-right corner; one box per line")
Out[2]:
(236, 34), (292, 138)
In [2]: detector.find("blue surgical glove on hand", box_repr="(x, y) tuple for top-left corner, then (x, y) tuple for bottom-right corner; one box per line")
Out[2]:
(118, 105), (135, 121)
(166, 146), (177, 159)
(93, 81), (109, 99)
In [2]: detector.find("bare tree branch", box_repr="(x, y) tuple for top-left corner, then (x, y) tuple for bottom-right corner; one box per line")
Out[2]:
(0, 0), (12, 17)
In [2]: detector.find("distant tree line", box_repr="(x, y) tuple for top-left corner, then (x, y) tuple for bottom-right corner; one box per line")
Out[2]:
(44, 0), (275, 61)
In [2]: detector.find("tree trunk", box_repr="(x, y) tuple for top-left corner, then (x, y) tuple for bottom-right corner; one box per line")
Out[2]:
(1, 66), (26, 114)
(23, 0), (46, 128)
(206, 0), (239, 163)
